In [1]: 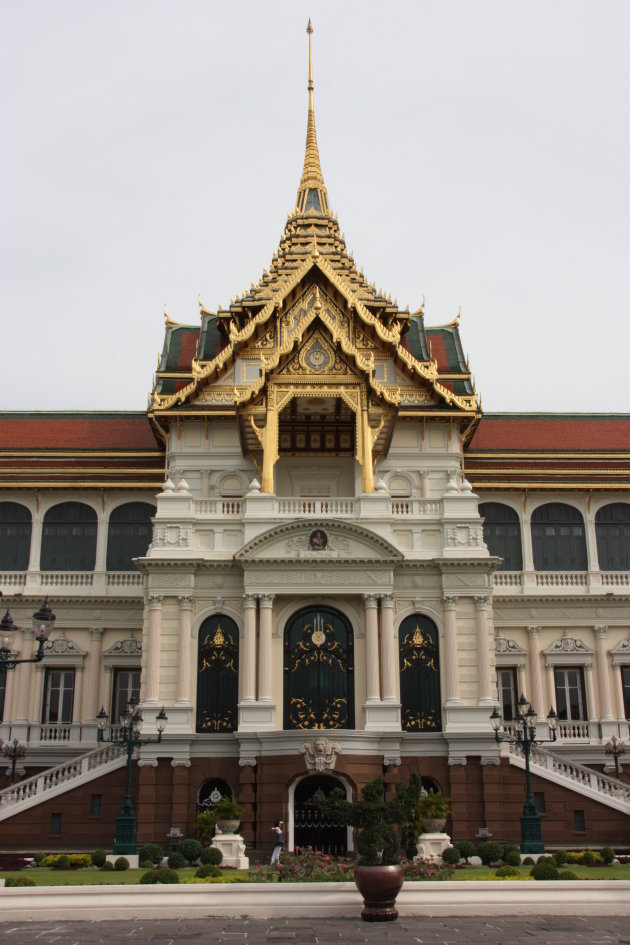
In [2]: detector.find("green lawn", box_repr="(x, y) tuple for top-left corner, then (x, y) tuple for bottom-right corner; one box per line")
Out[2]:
(2, 864), (630, 886)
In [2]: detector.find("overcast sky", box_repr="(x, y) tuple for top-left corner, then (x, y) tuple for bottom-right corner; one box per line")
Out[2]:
(1, 1), (628, 413)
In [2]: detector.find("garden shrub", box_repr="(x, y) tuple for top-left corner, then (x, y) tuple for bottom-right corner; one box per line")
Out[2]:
(441, 846), (461, 866)
(277, 848), (354, 883)
(92, 849), (107, 868)
(502, 844), (520, 859)
(177, 838), (203, 865)
(140, 859), (154, 870)
(403, 857), (454, 882)
(41, 853), (91, 869)
(505, 850), (521, 867)
(114, 857), (129, 871)
(195, 863), (220, 879)
(138, 843), (164, 865)
(5, 876), (36, 887)
(33, 851), (47, 865)
(55, 855), (71, 870)
(552, 849), (568, 866)
(139, 868), (180, 884)
(559, 869), (579, 880)
(102, 861), (114, 871)
(581, 850), (597, 865)
(478, 841), (503, 865)
(601, 847), (615, 865)
(530, 860), (560, 881)
(454, 840), (475, 862)
(522, 856), (535, 866)
(199, 846), (223, 866)
(167, 852), (187, 869)
(495, 865), (520, 878)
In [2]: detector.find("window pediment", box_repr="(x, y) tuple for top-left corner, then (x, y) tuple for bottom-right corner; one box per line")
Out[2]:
(544, 633), (594, 667)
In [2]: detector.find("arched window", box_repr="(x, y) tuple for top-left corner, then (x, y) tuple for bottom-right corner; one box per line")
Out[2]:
(531, 503), (587, 571)
(479, 503), (523, 571)
(106, 502), (155, 571)
(596, 503), (630, 571)
(399, 614), (441, 731)
(294, 774), (348, 854)
(196, 615), (239, 733)
(40, 502), (97, 571)
(284, 606), (354, 730)
(0, 502), (32, 571)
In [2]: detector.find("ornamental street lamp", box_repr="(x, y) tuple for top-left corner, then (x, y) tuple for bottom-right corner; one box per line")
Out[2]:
(604, 735), (625, 779)
(97, 698), (167, 855)
(0, 599), (57, 674)
(1, 738), (26, 783)
(490, 694), (558, 854)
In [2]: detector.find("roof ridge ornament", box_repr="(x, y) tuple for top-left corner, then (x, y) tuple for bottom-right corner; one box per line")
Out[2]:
(296, 20), (330, 216)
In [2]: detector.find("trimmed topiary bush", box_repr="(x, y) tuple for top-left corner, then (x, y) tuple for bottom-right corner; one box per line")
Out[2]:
(581, 850), (596, 865)
(138, 843), (164, 866)
(167, 851), (187, 869)
(177, 838), (203, 865)
(559, 869), (579, 880)
(522, 856), (535, 866)
(140, 859), (154, 870)
(139, 867), (180, 884)
(495, 865), (520, 878)
(114, 857), (129, 871)
(601, 847), (615, 865)
(195, 863), (220, 879)
(502, 844), (520, 859)
(200, 846), (223, 866)
(441, 846), (461, 866)
(505, 850), (521, 867)
(5, 876), (36, 887)
(33, 851), (47, 865)
(478, 841), (503, 866)
(92, 849), (107, 868)
(102, 860), (114, 871)
(530, 860), (560, 881)
(55, 854), (71, 870)
(552, 849), (568, 866)
(454, 840), (475, 862)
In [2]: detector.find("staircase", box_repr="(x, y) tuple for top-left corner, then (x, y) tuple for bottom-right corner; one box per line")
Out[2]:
(505, 742), (630, 815)
(0, 743), (126, 822)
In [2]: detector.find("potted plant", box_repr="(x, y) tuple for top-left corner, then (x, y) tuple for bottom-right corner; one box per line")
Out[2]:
(195, 796), (243, 842)
(414, 790), (451, 834)
(315, 773), (422, 922)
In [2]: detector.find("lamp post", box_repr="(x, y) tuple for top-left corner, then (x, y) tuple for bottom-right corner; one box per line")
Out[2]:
(490, 694), (558, 854)
(1, 738), (26, 782)
(97, 698), (167, 855)
(604, 735), (625, 779)
(0, 599), (56, 673)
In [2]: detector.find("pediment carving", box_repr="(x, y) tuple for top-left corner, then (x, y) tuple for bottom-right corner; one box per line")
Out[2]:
(235, 520), (403, 564)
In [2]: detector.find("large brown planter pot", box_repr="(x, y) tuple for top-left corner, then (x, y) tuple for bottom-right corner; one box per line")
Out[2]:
(353, 864), (405, 922)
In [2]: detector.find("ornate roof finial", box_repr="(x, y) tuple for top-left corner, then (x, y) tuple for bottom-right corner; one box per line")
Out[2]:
(296, 20), (330, 216)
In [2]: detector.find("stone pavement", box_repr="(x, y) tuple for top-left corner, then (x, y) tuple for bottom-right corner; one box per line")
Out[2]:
(1, 916), (629, 944)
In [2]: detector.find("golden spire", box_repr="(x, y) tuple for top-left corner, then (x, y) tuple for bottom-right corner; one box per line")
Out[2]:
(296, 20), (330, 215)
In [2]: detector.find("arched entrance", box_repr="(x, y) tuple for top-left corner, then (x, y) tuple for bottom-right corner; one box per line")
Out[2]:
(284, 605), (354, 730)
(293, 774), (348, 855)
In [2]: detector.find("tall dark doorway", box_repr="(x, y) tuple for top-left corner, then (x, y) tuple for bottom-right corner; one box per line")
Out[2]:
(293, 774), (347, 855)
(284, 606), (354, 729)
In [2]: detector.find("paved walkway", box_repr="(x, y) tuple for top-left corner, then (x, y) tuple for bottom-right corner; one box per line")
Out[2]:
(1, 916), (629, 944)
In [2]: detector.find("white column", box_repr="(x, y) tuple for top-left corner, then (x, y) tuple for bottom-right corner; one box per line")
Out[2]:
(442, 597), (461, 704)
(527, 626), (545, 711)
(363, 594), (380, 701)
(521, 511), (534, 571)
(584, 664), (596, 721)
(144, 596), (163, 704)
(85, 628), (104, 720)
(258, 594), (274, 702)
(93, 514), (108, 572)
(14, 632), (33, 722)
(613, 663), (627, 722)
(100, 666), (113, 717)
(475, 596), (493, 704)
(27, 517), (43, 572)
(30, 664), (45, 727)
(241, 594), (257, 702)
(594, 625), (613, 720)
(73, 666), (84, 722)
(544, 662), (555, 715)
(380, 595), (397, 701)
(516, 662), (527, 700)
(585, 514), (600, 572)
(176, 597), (193, 705)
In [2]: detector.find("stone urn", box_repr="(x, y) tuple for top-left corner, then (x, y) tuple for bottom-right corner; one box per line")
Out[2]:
(353, 864), (405, 922)
(216, 819), (240, 834)
(421, 818), (447, 833)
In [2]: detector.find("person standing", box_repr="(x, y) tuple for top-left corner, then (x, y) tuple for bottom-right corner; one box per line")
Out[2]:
(270, 820), (283, 865)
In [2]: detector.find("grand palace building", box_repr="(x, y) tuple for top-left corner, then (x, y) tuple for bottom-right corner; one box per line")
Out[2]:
(1, 25), (629, 855)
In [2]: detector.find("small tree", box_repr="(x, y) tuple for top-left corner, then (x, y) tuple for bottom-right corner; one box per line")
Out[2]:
(314, 774), (422, 866)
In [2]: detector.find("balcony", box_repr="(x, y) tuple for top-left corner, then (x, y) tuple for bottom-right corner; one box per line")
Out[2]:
(493, 570), (630, 596)
(0, 571), (144, 598)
